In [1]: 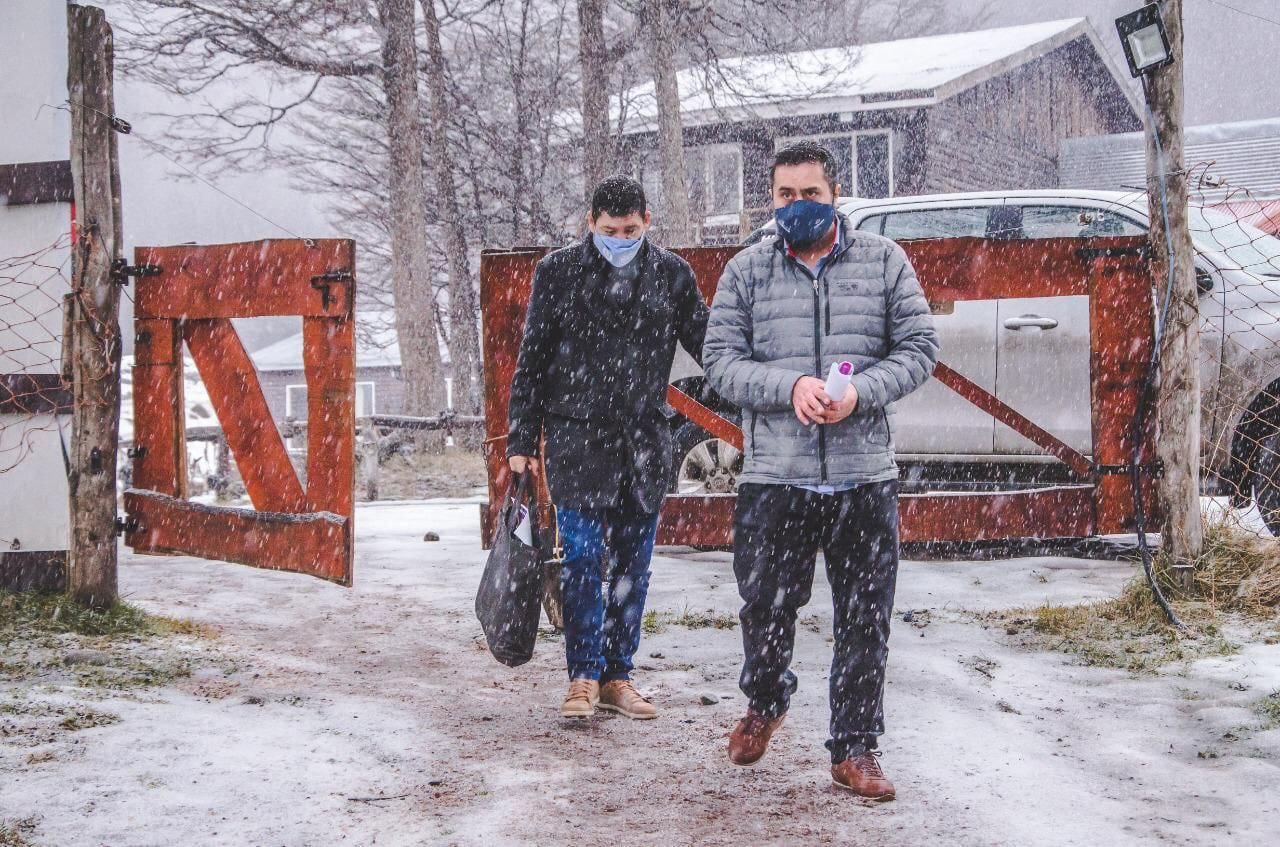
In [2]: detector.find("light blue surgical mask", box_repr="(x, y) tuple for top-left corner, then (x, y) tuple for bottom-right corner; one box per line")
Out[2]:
(592, 232), (645, 268)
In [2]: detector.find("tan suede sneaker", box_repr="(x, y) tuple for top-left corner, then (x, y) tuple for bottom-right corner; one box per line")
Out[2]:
(728, 710), (786, 766)
(560, 678), (600, 718)
(598, 679), (657, 720)
(831, 751), (896, 801)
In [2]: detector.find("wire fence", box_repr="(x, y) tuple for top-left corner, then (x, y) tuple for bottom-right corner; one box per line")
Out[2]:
(0, 233), (74, 477)
(1185, 166), (1280, 543)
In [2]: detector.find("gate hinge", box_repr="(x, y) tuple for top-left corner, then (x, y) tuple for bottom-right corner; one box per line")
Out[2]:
(310, 269), (353, 310)
(114, 515), (140, 536)
(110, 258), (161, 286)
(126, 445), (146, 459)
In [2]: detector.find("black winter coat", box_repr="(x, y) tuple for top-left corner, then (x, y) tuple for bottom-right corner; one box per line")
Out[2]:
(506, 237), (709, 513)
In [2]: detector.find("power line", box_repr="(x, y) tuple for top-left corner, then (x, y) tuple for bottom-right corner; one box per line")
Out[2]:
(40, 100), (315, 246)
(1202, 0), (1280, 29)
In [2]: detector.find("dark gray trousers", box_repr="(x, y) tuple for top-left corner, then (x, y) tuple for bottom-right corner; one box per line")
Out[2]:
(732, 480), (899, 763)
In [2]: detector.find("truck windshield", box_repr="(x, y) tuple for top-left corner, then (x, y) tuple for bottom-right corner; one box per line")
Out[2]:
(1191, 207), (1280, 275)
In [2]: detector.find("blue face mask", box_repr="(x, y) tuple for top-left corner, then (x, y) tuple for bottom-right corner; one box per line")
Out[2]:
(593, 232), (645, 268)
(775, 199), (835, 248)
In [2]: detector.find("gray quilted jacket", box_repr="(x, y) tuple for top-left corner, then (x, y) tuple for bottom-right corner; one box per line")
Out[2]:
(702, 217), (938, 486)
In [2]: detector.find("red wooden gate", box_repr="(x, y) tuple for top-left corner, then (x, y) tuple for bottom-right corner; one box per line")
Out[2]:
(123, 239), (357, 585)
(478, 236), (1160, 549)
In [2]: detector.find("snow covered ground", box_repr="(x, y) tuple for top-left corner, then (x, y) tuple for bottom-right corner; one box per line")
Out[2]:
(4, 499), (1279, 846)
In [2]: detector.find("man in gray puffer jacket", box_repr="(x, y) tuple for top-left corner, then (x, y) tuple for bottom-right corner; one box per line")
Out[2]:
(703, 141), (938, 801)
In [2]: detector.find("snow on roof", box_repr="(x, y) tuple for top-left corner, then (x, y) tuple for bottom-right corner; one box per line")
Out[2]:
(614, 18), (1127, 132)
(251, 315), (413, 372)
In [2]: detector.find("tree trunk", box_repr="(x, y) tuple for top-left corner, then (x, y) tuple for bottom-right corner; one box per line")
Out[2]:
(419, 0), (483, 434)
(66, 4), (123, 609)
(376, 0), (447, 455)
(1144, 0), (1202, 579)
(643, 0), (693, 246)
(577, 0), (611, 202)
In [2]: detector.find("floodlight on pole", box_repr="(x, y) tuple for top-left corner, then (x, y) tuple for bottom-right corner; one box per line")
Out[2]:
(1116, 3), (1174, 77)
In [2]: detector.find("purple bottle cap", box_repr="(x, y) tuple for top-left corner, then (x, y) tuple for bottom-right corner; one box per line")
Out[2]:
(838, 361), (853, 376)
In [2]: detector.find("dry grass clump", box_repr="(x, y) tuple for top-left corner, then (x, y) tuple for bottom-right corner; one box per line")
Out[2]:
(1001, 519), (1279, 671)
(1175, 519), (1280, 615)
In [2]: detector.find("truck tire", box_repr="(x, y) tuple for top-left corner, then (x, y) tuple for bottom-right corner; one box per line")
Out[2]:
(669, 418), (743, 496)
(1252, 429), (1280, 537)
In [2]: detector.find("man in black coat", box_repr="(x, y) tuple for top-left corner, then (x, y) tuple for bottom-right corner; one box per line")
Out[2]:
(507, 176), (708, 720)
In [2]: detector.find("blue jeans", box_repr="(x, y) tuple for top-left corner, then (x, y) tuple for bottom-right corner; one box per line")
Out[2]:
(558, 499), (660, 682)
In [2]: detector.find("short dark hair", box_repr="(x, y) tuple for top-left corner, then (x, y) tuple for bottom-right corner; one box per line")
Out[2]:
(590, 175), (647, 220)
(770, 141), (839, 190)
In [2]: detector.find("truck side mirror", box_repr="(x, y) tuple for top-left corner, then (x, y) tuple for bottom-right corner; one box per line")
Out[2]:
(1195, 267), (1215, 295)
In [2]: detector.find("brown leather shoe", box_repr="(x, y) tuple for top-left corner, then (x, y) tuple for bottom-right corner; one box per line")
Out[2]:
(560, 678), (600, 718)
(727, 710), (785, 766)
(831, 751), (896, 801)
(598, 679), (657, 720)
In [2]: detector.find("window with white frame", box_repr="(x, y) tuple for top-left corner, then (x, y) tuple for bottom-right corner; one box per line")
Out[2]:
(637, 145), (743, 218)
(285, 383), (307, 420)
(775, 130), (894, 199)
(685, 144), (743, 216)
(853, 130), (893, 200)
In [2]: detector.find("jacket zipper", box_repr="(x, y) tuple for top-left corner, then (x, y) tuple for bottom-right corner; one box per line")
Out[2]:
(811, 275), (828, 483)
(824, 277), (831, 336)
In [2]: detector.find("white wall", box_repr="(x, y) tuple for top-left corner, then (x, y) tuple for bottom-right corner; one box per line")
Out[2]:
(1, 0), (72, 553)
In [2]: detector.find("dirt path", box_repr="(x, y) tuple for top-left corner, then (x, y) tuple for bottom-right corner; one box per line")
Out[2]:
(4, 499), (1278, 846)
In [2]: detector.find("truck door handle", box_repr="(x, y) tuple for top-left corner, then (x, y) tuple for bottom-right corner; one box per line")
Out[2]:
(1003, 315), (1059, 331)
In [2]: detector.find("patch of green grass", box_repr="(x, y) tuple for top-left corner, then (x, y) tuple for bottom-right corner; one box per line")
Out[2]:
(997, 574), (1241, 673)
(57, 706), (119, 732)
(0, 591), (209, 641)
(0, 818), (38, 847)
(644, 606), (737, 635)
(1255, 690), (1280, 728)
(0, 591), (209, 691)
(69, 657), (194, 691)
(993, 514), (1280, 672)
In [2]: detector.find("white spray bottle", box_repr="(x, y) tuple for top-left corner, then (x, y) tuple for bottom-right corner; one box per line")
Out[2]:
(824, 361), (854, 403)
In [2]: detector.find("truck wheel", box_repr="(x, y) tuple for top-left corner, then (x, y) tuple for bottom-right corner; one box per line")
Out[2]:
(1252, 429), (1280, 537)
(670, 418), (743, 495)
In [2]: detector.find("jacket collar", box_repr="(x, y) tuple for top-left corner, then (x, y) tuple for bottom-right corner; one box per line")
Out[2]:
(579, 235), (601, 267)
(576, 235), (659, 332)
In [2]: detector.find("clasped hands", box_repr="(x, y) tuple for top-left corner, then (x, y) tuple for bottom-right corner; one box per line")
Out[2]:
(791, 376), (858, 426)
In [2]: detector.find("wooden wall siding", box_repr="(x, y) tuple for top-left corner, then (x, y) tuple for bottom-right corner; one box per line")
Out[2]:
(622, 109), (929, 219)
(922, 38), (1141, 194)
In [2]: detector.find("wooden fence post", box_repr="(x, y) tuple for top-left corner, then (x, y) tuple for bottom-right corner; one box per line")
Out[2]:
(362, 422), (380, 502)
(66, 4), (123, 609)
(1144, 0), (1203, 582)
